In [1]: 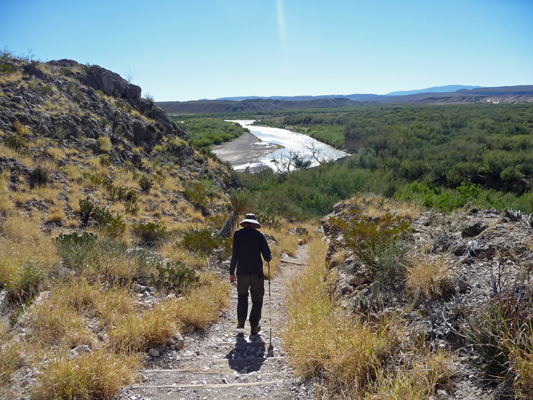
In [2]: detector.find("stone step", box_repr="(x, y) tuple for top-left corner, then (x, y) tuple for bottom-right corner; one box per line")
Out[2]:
(122, 380), (304, 400)
(130, 380), (286, 390)
(137, 369), (290, 386)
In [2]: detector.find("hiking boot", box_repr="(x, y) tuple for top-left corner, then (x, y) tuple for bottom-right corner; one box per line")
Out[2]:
(251, 325), (261, 335)
(236, 320), (245, 329)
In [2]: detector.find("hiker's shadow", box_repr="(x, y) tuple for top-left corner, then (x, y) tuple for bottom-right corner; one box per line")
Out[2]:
(226, 332), (268, 373)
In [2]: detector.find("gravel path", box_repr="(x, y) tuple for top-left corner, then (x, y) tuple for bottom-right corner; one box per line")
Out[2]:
(119, 244), (316, 400)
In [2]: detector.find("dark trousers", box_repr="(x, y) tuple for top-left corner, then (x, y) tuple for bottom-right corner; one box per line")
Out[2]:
(237, 273), (264, 326)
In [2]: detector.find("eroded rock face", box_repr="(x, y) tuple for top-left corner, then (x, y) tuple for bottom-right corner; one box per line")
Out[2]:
(0, 58), (190, 162)
(322, 199), (533, 329)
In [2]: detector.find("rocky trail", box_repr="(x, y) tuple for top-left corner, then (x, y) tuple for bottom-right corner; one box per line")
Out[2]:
(119, 244), (316, 400)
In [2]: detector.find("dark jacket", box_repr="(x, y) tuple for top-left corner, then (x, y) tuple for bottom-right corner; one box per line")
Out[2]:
(229, 227), (272, 276)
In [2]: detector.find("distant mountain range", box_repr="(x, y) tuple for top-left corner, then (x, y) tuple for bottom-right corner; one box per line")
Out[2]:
(157, 85), (533, 115)
(216, 85), (483, 101)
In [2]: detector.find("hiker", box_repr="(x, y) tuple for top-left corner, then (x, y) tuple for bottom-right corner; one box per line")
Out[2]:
(230, 213), (272, 335)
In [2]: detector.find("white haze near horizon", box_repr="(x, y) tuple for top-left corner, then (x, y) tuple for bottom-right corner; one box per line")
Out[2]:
(228, 120), (348, 171)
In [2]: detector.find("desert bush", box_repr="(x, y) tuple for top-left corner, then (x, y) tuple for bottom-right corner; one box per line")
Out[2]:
(179, 227), (226, 256)
(4, 134), (26, 152)
(78, 197), (96, 224)
(330, 208), (411, 287)
(138, 175), (153, 193)
(0, 63), (15, 74)
(30, 164), (50, 186)
(132, 220), (168, 245)
(183, 180), (217, 209)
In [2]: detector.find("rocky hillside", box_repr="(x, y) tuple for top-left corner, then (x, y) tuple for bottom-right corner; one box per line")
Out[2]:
(0, 57), (233, 223)
(321, 195), (533, 398)
(1, 58), (194, 165)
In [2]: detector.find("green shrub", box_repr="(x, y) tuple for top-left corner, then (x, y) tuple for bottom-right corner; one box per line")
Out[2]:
(30, 165), (49, 186)
(330, 209), (411, 287)
(55, 233), (157, 279)
(124, 201), (139, 215)
(61, 67), (73, 76)
(132, 221), (168, 245)
(183, 180), (218, 209)
(179, 227), (225, 256)
(0, 63), (15, 74)
(3, 262), (44, 303)
(150, 261), (199, 293)
(79, 197), (96, 224)
(138, 175), (153, 193)
(4, 134), (26, 152)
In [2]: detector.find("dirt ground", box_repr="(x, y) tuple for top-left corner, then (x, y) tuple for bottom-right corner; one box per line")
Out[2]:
(119, 244), (318, 400)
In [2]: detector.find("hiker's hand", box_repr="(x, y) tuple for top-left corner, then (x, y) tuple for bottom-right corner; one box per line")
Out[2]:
(230, 275), (236, 284)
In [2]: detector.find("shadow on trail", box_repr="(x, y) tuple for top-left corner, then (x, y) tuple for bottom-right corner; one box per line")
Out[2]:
(226, 332), (270, 373)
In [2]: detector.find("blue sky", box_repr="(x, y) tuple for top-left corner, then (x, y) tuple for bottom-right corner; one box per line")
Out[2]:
(1, 0), (532, 101)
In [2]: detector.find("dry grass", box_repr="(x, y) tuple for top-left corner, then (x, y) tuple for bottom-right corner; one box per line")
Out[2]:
(0, 193), (13, 212)
(108, 304), (177, 352)
(282, 236), (455, 398)
(45, 203), (66, 222)
(350, 193), (422, 220)
(262, 222), (313, 279)
(0, 328), (24, 385)
(45, 147), (65, 160)
(405, 253), (454, 301)
(33, 185), (61, 205)
(27, 292), (96, 349)
(33, 351), (140, 400)
(61, 164), (83, 181)
(0, 213), (59, 297)
(166, 273), (231, 330)
(97, 136), (112, 152)
(369, 349), (456, 399)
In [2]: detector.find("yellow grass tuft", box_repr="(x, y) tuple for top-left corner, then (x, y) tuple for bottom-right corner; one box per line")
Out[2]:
(350, 193), (421, 220)
(97, 136), (112, 152)
(108, 303), (177, 352)
(33, 350), (140, 400)
(27, 292), (96, 349)
(165, 273), (231, 330)
(45, 204), (66, 222)
(0, 330), (24, 385)
(45, 147), (65, 160)
(405, 253), (454, 301)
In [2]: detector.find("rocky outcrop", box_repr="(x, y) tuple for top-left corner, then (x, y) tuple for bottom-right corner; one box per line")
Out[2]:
(0, 58), (196, 167)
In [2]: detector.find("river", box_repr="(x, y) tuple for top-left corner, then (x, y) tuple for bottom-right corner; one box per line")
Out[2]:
(213, 120), (348, 172)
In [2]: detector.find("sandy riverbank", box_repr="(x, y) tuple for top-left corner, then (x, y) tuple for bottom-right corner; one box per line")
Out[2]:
(212, 132), (280, 170)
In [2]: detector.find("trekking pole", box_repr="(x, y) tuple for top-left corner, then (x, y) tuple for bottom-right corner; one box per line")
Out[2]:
(267, 261), (273, 357)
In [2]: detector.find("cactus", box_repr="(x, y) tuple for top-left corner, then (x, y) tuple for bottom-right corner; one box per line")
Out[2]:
(150, 261), (200, 292)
